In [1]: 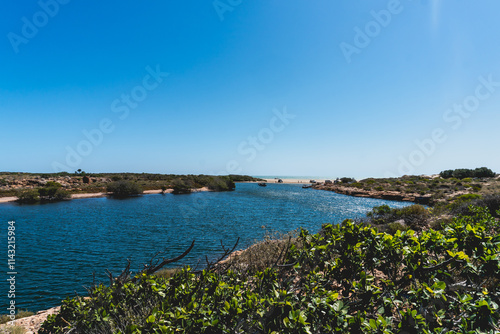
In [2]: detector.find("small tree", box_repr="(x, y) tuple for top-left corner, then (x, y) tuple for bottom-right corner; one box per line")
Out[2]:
(474, 167), (495, 178)
(171, 178), (192, 195)
(17, 189), (40, 203)
(107, 181), (143, 198)
(340, 177), (356, 184)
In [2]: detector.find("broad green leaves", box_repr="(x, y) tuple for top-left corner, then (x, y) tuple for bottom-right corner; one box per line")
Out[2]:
(40, 207), (500, 333)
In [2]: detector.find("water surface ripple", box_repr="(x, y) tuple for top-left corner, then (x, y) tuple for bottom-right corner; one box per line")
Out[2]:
(1, 183), (411, 311)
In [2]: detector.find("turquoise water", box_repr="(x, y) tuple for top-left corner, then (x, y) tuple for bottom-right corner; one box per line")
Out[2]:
(0, 183), (411, 312)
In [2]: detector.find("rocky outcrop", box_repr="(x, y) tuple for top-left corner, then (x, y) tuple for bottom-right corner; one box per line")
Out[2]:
(313, 184), (432, 205)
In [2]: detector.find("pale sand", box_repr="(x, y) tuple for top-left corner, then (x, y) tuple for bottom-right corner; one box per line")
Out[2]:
(263, 178), (326, 184)
(0, 187), (212, 204)
(0, 196), (18, 203)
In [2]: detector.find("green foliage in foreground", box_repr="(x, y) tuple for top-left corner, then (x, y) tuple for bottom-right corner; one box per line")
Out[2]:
(41, 207), (500, 333)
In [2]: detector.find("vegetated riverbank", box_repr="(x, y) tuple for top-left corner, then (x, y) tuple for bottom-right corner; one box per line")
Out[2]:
(37, 189), (500, 333)
(0, 173), (263, 203)
(5, 169), (500, 332)
(313, 168), (499, 206)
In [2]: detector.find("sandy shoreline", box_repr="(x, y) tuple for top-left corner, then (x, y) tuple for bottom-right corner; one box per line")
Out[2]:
(0, 182), (316, 204)
(0, 187), (213, 204)
(262, 178), (325, 184)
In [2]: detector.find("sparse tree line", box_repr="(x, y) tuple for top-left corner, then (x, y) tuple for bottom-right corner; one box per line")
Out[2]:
(11, 174), (258, 203)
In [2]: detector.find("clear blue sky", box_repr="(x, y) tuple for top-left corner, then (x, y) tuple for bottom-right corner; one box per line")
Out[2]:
(1, 1), (500, 178)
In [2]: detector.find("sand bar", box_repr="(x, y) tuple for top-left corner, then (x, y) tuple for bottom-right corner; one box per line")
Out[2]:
(262, 178), (327, 184)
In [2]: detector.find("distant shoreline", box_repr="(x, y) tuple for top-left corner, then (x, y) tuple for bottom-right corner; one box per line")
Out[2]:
(0, 180), (320, 204)
(260, 178), (323, 184)
(0, 187), (212, 204)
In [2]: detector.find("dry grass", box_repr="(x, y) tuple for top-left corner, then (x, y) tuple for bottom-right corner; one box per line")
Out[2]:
(223, 229), (301, 275)
(154, 268), (183, 280)
(0, 312), (33, 325)
(0, 325), (26, 334)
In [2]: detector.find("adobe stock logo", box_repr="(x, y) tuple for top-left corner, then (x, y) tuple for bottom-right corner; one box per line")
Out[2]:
(385, 74), (499, 177)
(339, 0), (407, 64)
(213, 0), (242, 21)
(51, 65), (169, 172)
(7, 0), (72, 54)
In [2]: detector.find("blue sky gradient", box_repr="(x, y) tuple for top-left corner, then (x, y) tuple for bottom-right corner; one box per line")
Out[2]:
(1, 1), (499, 178)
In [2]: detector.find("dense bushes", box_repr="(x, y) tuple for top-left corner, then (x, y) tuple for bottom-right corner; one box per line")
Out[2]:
(16, 182), (70, 203)
(171, 178), (193, 194)
(449, 194), (500, 218)
(16, 189), (40, 203)
(340, 177), (356, 184)
(40, 207), (500, 333)
(366, 204), (430, 231)
(171, 175), (235, 194)
(229, 175), (264, 182)
(106, 181), (143, 198)
(440, 167), (496, 179)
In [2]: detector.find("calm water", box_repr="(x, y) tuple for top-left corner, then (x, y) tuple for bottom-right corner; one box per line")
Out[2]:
(0, 183), (411, 312)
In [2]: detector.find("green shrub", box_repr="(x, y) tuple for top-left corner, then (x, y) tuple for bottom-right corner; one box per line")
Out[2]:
(393, 205), (430, 230)
(16, 189), (40, 203)
(374, 186), (384, 191)
(450, 194), (500, 218)
(474, 167), (495, 178)
(440, 167), (495, 179)
(40, 208), (500, 333)
(45, 181), (62, 188)
(455, 193), (482, 202)
(386, 221), (409, 234)
(206, 176), (235, 192)
(106, 181), (143, 198)
(53, 188), (71, 201)
(340, 177), (355, 184)
(171, 178), (192, 194)
(367, 204), (391, 217)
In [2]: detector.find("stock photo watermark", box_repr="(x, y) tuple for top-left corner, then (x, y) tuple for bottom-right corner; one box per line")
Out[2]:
(386, 74), (500, 177)
(51, 65), (169, 172)
(7, 0), (72, 54)
(177, 107), (296, 219)
(340, 0), (409, 64)
(6, 221), (17, 323)
(213, 0), (243, 21)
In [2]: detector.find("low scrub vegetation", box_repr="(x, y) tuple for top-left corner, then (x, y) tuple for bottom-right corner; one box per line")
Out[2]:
(0, 310), (34, 325)
(365, 204), (430, 231)
(320, 168), (497, 205)
(0, 173), (261, 200)
(40, 205), (500, 333)
(16, 182), (70, 204)
(107, 180), (143, 198)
